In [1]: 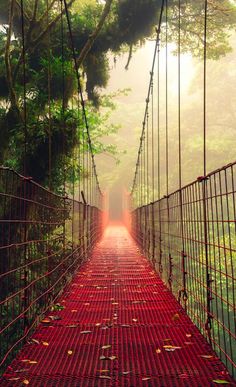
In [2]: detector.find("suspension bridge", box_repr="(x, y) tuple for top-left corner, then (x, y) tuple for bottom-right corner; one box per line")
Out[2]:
(0, 0), (235, 386)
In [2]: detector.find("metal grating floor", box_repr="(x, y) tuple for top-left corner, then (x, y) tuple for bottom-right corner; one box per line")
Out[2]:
(1, 225), (235, 386)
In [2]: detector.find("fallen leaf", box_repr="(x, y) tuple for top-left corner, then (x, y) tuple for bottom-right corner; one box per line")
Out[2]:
(163, 345), (181, 351)
(172, 313), (180, 321)
(100, 355), (107, 360)
(23, 380), (30, 385)
(28, 339), (40, 345)
(80, 331), (92, 334)
(67, 350), (73, 355)
(200, 355), (214, 359)
(8, 378), (20, 381)
(99, 370), (109, 373)
(186, 334), (192, 338)
(42, 342), (49, 346)
(71, 310), (77, 313)
(29, 361), (37, 364)
(15, 369), (30, 373)
(48, 315), (61, 321)
(212, 380), (230, 385)
(41, 318), (51, 324)
(95, 323), (101, 326)
(142, 377), (151, 381)
(122, 371), (131, 375)
(121, 324), (130, 328)
(132, 318), (138, 322)
(163, 339), (172, 342)
(156, 348), (161, 354)
(109, 356), (117, 360)
(66, 325), (78, 328)
(21, 360), (30, 363)
(99, 376), (111, 379)
(101, 345), (111, 350)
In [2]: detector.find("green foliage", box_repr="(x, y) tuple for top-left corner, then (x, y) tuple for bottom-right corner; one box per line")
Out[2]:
(167, 0), (236, 60)
(0, 0), (236, 190)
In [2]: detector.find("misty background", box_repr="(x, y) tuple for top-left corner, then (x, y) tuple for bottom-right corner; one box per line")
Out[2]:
(96, 33), (236, 219)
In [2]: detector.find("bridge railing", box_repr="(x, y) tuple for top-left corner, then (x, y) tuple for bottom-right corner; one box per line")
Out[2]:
(0, 166), (102, 372)
(131, 161), (236, 378)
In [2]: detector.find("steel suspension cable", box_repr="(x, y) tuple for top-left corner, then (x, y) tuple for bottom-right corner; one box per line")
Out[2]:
(151, 76), (155, 262)
(146, 111), (149, 204)
(20, 0), (27, 176)
(202, 0), (212, 342)
(20, 0), (29, 331)
(157, 40), (160, 202)
(46, 0), (52, 190)
(177, 0), (187, 307)
(59, 0), (66, 193)
(157, 36), (162, 275)
(131, 0), (165, 200)
(151, 78), (154, 203)
(63, 0), (102, 198)
(59, 0), (67, 260)
(165, 0), (169, 197)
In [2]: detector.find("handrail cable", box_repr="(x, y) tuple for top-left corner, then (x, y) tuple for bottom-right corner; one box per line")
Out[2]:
(63, 0), (102, 197)
(131, 0), (165, 197)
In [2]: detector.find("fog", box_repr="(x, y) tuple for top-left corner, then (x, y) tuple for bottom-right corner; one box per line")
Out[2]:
(96, 33), (236, 219)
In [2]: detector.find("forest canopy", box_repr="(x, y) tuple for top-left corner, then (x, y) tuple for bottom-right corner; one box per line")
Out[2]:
(0, 0), (235, 191)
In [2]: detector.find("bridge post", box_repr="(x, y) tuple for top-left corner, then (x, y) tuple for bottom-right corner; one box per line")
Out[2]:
(168, 253), (173, 291)
(201, 176), (213, 343)
(178, 252), (188, 311)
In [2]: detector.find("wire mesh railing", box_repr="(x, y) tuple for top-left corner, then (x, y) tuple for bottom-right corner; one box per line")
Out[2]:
(131, 161), (236, 378)
(0, 166), (103, 373)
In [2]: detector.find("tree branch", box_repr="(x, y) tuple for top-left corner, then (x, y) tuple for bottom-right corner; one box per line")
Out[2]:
(32, 0), (39, 22)
(38, 0), (58, 25)
(125, 44), (133, 70)
(13, 0), (75, 83)
(33, 0), (75, 48)
(77, 0), (113, 68)
(15, 0), (30, 23)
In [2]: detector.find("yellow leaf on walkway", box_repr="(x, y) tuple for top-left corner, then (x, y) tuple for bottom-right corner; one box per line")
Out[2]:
(200, 355), (214, 359)
(101, 345), (111, 350)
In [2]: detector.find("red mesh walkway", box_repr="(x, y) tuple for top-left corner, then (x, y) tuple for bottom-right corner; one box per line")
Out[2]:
(1, 225), (235, 386)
